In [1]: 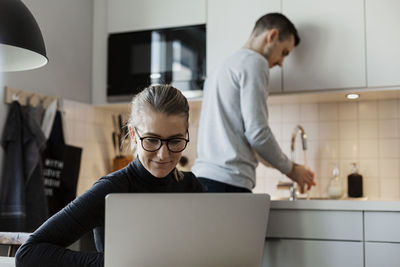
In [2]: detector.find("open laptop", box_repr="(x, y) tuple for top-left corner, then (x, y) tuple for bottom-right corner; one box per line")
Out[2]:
(104, 193), (270, 267)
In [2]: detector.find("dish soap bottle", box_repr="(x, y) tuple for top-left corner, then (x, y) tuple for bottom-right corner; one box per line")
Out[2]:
(328, 163), (343, 199)
(348, 163), (363, 198)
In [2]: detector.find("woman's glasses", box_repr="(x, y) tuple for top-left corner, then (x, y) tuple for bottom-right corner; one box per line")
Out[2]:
(134, 127), (189, 153)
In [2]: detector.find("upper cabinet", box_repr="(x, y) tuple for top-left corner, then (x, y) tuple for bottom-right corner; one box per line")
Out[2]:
(94, 0), (400, 105)
(107, 0), (206, 33)
(365, 0), (400, 88)
(282, 0), (366, 92)
(206, 0), (282, 93)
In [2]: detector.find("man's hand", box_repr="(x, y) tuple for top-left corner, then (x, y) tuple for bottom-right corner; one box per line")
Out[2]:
(286, 163), (316, 193)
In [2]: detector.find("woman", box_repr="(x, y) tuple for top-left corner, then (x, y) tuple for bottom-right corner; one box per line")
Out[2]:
(16, 85), (203, 267)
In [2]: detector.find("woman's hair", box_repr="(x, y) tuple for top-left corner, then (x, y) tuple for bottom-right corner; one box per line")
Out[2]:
(127, 84), (189, 180)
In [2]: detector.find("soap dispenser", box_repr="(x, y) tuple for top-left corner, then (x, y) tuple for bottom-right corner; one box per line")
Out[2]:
(328, 163), (343, 199)
(348, 163), (363, 198)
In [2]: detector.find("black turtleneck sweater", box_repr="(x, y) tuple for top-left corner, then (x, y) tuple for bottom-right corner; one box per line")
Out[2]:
(15, 158), (203, 267)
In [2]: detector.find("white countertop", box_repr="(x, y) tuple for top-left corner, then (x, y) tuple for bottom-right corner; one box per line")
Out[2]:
(271, 198), (400, 211)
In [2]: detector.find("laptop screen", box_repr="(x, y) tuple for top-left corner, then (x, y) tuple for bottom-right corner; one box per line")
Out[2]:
(105, 193), (270, 267)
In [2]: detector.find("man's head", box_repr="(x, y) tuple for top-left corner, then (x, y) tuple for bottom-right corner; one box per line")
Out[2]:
(247, 13), (300, 68)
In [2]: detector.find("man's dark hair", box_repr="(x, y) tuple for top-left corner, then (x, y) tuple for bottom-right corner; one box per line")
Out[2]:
(252, 13), (300, 46)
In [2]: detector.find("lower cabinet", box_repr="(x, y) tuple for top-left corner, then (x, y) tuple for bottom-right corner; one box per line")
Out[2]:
(263, 239), (363, 267)
(365, 242), (400, 267)
(262, 209), (364, 267)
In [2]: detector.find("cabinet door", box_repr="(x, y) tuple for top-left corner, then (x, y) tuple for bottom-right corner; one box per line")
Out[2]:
(282, 0), (366, 92)
(366, 0), (400, 87)
(267, 210), (363, 241)
(365, 211), (400, 242)
(207, 0), (282, 93)
(365, 242), (400, 267)
(107, 0), (206, 33)
(263, 239), (363, 267)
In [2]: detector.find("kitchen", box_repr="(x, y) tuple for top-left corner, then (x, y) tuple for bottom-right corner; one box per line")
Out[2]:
(0, 0), (400, 266)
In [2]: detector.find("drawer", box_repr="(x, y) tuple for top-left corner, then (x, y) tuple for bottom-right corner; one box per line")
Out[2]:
(365, 211), (400, 242)
(365, 242), (400, 267)
(263, 239), (363, 267)
(266, 209), (363, 241)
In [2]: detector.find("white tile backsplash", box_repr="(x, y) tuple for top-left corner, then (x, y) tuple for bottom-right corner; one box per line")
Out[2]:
(339, 102), (358, 120)
(254, 100), (400, 200)
(339, 120), (358, 139)
(358, 100), (378, 120)
(319, 103), (338, 121)
(378, 119), (399, 138)
(378, 99), (398, 119)
(379, 139), (400, 158)
(68, 97), (400, 200)
(281, 104), (300, 123)
(300, 103), (319, 122)
(358, 120), (378, 139)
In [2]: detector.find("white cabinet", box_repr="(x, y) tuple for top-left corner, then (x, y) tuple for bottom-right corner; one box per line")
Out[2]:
(206, 0), (282, 93)
(364, 211), (400, 266)
(107, 0), (206, 33)
(365, 0), (400, 87)
(365, 243), (400, 267)
(365, 211), (400, 242)
(267, 210), (363, 240)
(263, 209), (364, 267)
(263, 239), (363, 267)
(282, 0), (366, 92)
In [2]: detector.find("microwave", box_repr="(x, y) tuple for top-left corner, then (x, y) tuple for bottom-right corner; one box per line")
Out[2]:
(107, 24), (206, 102)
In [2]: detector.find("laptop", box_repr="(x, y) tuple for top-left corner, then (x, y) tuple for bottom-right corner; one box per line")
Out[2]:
(105, 193), (270, 267)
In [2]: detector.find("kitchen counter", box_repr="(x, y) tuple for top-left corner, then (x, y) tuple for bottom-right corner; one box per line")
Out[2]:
(264, 198), (400, 267)
(270, 198), (400, 211)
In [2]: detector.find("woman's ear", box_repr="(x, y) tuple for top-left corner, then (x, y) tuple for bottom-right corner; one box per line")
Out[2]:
(128, 126), (137, 143)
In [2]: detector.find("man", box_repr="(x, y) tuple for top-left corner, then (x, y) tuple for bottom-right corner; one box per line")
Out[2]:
(192, 13), (315, 193)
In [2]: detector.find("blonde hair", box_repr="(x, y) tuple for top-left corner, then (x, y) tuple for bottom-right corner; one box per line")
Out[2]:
(127, 84), (189, 181)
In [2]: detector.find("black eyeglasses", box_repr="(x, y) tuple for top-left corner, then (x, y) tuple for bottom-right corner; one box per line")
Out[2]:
(134, 127), (189, 153)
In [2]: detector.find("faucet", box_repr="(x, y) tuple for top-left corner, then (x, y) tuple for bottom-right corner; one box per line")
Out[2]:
(277, 125), (308, 201)
(291, 125), (307, 161)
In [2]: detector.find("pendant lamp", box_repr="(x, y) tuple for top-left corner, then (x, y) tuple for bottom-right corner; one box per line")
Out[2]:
(0, 0), (48, 72)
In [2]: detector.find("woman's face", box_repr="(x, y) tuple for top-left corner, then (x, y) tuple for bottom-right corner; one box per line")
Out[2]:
(131, 110), (188, 178)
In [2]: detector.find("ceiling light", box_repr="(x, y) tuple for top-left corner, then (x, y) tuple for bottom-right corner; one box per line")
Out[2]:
(0, 0), (48, 72)
(346, 93), (360, 100)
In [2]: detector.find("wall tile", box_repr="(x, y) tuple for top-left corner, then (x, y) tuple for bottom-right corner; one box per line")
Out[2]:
(319, 122), (339, 140)
(359, 159), (379, 179)
(378, 99), (398, 119)
(282, 104), (300, 123)
(339, 140), (359, 159)
(359, 139), (379, 159)
(319, 140), (340, 160)
(358, 100), (377, 120)
(364, 179), (380, 200)
(358, 120), (378, 139)
(339, 102), (358, 120)
(300, 103), (319, 122)
(379, 139), (400, 158)
(379, 159), (399, 179)
(268, 104), (282, 123)
(319, 103), (338, 121)
(380, 179), (399, 199)
(378, 119), (399, 138)
(339, 120), (358, 139)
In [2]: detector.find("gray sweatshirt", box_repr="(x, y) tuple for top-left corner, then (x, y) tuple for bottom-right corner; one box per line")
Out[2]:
(192, 48), (292, 190)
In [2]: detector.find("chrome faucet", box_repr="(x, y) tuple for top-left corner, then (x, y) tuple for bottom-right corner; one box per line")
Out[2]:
(277, 125), (308, 200)
(291, 125), (307, 161)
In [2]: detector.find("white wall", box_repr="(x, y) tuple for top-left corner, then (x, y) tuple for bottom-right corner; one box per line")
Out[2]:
(0, 0), (93, 187)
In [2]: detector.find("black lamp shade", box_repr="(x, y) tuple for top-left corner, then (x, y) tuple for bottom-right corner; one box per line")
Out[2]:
(0, 0), (48, 72)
